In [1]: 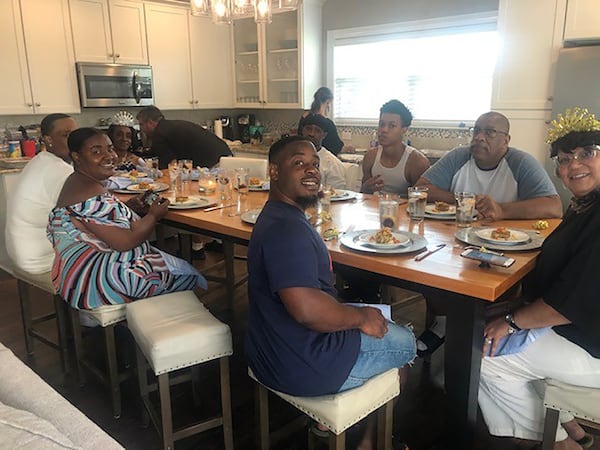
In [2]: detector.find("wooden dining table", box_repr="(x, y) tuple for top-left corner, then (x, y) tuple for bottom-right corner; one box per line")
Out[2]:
(142, 183), (560, 449)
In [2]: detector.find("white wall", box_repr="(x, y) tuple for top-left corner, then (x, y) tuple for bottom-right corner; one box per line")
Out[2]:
(322, 0), (498, 31)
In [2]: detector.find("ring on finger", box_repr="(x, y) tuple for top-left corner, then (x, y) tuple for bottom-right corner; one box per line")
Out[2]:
(486, 338), (493, 344)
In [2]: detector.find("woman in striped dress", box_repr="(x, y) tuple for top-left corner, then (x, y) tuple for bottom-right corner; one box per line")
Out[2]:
(48, 127), (205, 310)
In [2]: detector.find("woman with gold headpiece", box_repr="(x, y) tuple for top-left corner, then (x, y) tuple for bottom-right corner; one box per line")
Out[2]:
(107, 111), (144, 171)
(478, 108), (600, 450)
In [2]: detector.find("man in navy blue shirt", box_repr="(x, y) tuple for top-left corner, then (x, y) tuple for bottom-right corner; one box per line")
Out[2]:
(246, 135), (416, 446)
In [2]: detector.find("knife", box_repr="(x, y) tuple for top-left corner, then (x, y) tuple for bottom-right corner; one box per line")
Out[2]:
(203, 203), (236, 212)
(414, 243), (446, 261)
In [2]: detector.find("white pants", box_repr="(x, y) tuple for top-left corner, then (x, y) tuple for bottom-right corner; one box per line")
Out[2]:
(479, 329), (600, 442)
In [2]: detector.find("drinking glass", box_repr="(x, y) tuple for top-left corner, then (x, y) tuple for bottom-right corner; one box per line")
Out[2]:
(217, 169), (234, 203)
(179, 159), (193, 182)
(198, 169), (217, 194)
(319, 184), (332, 214)
(235, 168), (249, 195)
(455, 192), (476, 228)
(408, 186), (428, 223)
(378, 195), (399, 230)
(168, 160), (181, 194)
(146, 157), (159, 178)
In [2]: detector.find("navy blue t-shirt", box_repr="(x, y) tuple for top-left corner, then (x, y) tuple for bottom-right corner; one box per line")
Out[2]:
(245, 201), (361, 396)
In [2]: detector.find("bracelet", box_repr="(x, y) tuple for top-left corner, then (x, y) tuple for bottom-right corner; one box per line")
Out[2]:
(504, 312), (522, 332)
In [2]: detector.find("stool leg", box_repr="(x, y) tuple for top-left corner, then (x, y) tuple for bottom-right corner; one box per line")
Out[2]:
(135, 346), (151, 428)
(542, 408), (560, 450)
(53, 295), (70, 374)
(17, 280), (34, 354)
(103, 324), (121, 419)
(158, 373), (174, 450)
(219, 358), (234, 450)
(256, 383), (270, 450)
(178, 233), (193, 264)
(69, 308), (86, 386)
(329, 431), (345, 450)
(377, 400), (394, 450)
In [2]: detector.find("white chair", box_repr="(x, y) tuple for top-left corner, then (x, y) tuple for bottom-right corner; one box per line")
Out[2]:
(69, 303), (130, 419)
(342, 162), (362, 192)
(127, 291), (234, 450)
(250, 368), (400, 450)
(219, 156), (268, 179)
(1, 172), (70, 372)
(542, 379), (600, 450)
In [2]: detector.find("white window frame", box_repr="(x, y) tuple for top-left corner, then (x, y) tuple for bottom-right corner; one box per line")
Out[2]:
(326, 12), (498, 129)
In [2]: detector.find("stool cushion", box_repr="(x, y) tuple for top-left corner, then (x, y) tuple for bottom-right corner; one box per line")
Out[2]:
(544, 379), (600, 422)
(249, 368), (400, 434)
(127, 291), (232, 375)
(13, 268), (56, 295)
(80, 304), (127, 327)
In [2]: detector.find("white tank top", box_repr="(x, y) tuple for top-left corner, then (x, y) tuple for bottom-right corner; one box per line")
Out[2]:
(372, 145), (416, 195)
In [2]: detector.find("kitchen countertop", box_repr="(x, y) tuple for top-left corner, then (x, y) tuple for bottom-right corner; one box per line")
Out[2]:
(231, 143), (269, 156)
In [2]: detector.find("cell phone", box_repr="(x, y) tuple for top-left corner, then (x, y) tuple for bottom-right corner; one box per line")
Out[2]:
(460, 248), (515, 267)
(142, 189), (159, 206)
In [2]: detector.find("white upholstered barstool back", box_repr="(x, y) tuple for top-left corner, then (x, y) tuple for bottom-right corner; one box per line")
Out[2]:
(219, 156), (268, 179)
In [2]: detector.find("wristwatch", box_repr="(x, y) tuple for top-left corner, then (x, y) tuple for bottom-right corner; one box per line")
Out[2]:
(504, 312), (522, 334)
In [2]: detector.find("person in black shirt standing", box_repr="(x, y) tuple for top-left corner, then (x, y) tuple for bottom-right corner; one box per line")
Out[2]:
(478, 108), (600, 450)
(136, 106), (232, 169)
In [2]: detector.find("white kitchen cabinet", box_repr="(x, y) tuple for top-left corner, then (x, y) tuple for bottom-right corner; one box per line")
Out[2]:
(70, 0), (147, 64)
(564, 0), (600, 42)
(0, 0), (80, 115)
(232, 0), (323, 109)
(491, 0), (567, 111)
(145, 3), (233, 110)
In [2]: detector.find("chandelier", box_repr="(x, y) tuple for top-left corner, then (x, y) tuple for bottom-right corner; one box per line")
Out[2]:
(190, 0), (299, 24)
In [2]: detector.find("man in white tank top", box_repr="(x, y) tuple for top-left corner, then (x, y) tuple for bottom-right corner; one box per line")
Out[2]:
(361, 100), (430, 195)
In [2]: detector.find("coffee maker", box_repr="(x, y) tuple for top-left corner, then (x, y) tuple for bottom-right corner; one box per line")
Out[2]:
(236, 114), (255, 143)
(220, 116), (234, 140)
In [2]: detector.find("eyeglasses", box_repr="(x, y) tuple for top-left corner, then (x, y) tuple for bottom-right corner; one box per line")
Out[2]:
(552, 145), (600, 168)
(469, 127), (509, 139)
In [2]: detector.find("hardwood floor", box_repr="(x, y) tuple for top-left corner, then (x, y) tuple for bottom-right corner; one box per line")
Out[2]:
(0, 248), (597, 450)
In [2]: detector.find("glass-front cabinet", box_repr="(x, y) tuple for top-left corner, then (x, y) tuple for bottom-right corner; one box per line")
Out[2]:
(232, 0), (324, 109)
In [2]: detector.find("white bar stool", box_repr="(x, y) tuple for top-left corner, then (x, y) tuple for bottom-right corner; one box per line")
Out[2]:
(542, 379), (600, 450)
(249, 367), (400, 450)
(126, 291), (234, 450)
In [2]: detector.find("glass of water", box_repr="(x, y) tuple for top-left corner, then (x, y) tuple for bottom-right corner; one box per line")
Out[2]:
(408, 186), (428, 223)
(455, 192), (476, 228)
(235, 168), (249, 195)
(379, 194), (399, 230)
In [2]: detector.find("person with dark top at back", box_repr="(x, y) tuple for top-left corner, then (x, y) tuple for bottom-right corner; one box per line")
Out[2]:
(245, 135), (415, 448)
(136, 106), (232, 169)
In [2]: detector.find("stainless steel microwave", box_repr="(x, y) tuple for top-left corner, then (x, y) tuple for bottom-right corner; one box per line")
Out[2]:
(76, 62), (154, 107)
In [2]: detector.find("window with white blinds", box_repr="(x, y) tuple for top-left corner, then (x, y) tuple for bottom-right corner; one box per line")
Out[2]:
(328, 13), (499, 126)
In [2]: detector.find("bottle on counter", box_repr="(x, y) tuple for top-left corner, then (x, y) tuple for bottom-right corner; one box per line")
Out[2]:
(370, 131), (378, 149)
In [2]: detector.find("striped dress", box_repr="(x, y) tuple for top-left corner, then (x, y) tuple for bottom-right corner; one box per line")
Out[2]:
(47, 193), (204, 310)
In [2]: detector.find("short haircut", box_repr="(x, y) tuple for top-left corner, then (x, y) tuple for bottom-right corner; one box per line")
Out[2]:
(379, 100), (413, 127)
(269, 135), (312, 163)
(478, 111), (510, 133)
(41, 113), (71, 136)
(136, 106), (164, 122)
(550, 131), (600, 157)
(68, 127), (104, 153)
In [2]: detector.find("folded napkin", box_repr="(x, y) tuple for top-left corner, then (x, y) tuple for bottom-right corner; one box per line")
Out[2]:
(106, 176), (154, 190)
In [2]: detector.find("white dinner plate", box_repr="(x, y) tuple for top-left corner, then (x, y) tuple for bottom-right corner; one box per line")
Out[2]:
(125, 182), (169, 193)
(167, 196), (215, 210)
(474, 228), (530, 245)
(357, 231), (411, 249)
(241, 209), (312, 225)
(340, 230), (428, 255)
(248, 181), (270, 191)
(425, 203), (456, 216)
(330, 189), (357, 202)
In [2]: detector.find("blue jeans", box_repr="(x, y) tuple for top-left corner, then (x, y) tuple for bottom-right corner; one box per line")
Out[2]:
(337, 323), (416, 392)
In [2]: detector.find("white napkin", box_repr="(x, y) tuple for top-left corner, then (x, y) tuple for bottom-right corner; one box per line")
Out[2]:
(106, 176), (153, 190)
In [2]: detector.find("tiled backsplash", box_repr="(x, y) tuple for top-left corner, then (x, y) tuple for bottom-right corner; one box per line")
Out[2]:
(1, 108), (470, 151)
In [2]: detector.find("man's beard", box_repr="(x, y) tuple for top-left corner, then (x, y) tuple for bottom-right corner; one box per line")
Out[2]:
(296, 194), (319, 209)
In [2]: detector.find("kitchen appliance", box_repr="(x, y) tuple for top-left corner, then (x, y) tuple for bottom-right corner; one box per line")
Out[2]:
(76, 62), (154, 108)
(220, 116), (234, 140)
(548, 46), (600, 208)
(237, 114), (255, 143)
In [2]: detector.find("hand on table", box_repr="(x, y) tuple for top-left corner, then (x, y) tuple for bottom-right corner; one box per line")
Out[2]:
(475, 195), (504, 221)
(362, 175), (384, 194)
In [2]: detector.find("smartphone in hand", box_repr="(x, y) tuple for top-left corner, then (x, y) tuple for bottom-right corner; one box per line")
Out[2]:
(460, 249), (515, 267)
(142, 189), (159, 206)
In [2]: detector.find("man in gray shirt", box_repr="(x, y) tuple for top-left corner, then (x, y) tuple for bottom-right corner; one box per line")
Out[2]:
(415, 111), (563, 356)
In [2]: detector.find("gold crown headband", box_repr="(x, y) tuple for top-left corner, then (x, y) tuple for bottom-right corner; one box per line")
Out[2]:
(546, 107), (600, 144)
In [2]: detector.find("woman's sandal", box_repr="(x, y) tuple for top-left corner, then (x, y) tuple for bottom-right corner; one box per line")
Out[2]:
(416, 329), (445, 357)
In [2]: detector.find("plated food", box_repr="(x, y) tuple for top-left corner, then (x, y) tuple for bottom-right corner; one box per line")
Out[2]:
(248, 178), (269, 191)
(475, 227), (530, 245)
(341, 230), (427, 254)
(125, 182), (169, 193)
(425, 203), (456, 215)
(330, 189), (356, 201)
(167, 196), (215, 210)
(358, 228), (411, 249)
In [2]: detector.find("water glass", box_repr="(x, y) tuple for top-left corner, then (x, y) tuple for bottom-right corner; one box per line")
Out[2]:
(379, 195), (399, 230)
(319, 184), (332, 214)
(217, 169), (234, 203)
(168, 160), (181, 193)
(146, 157), (159, 178)
(235, 168), (249, 195)
(455, 192), (476, 228)
(408, 186), (428, 223)
(198, 169), (217, 194)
